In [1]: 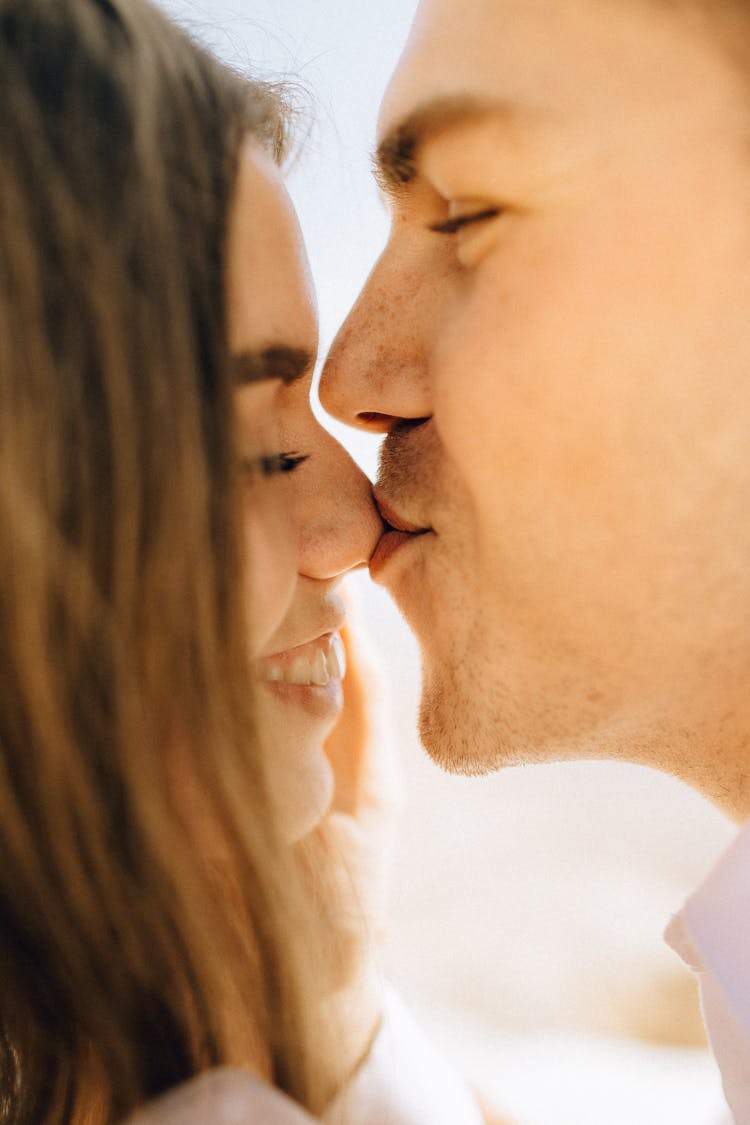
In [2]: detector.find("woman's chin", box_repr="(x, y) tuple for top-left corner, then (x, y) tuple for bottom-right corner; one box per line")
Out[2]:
(274, 748), (336, 842)
(256, 688), (337, 841)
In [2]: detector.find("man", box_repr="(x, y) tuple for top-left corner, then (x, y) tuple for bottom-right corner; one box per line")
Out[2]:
(319, 0), (750, 1119)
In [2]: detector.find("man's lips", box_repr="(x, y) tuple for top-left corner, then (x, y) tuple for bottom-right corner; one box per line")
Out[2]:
(373, 491), (429, 535)
(370, 490), (432, 579)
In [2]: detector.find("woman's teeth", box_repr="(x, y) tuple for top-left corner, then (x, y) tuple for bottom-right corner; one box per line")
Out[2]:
(263, 634), (346, 687)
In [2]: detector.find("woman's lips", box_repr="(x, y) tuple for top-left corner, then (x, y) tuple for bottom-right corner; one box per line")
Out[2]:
(257, 632), (346, 687)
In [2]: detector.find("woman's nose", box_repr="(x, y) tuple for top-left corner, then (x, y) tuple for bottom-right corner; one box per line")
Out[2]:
(293, 425), (383, 582)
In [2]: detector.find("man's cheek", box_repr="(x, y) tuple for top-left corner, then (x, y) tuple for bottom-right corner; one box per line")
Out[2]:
(432, 316), (505, 475)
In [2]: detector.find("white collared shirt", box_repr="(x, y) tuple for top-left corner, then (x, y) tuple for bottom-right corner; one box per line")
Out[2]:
(665, 820), (750, 1124)
(322, 983), (483, 1125)
(127, 985), (483, 1125)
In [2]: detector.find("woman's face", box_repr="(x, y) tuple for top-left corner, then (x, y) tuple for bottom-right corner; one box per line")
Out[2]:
(226, 143), (382, 839)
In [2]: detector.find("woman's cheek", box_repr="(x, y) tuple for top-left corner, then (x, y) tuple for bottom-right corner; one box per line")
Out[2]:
(243, 492), (297, 654)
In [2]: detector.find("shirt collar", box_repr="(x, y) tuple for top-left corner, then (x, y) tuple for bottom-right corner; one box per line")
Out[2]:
(665, 819), (750, 1124)
(666, 820), (750, 1015)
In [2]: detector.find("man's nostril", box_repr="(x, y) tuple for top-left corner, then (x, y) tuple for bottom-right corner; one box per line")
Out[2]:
(357, 411), (395, 430)
(393, 416), (431, 434)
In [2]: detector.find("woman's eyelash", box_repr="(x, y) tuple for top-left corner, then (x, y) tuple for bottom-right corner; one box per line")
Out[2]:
(242, 452), (310, 479)
(264, 452), (309, 477)
(428, 207), (500, 235)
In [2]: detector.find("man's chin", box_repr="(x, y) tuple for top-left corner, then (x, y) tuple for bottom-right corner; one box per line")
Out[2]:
(416, 655), (556, 776)
(417, 677), (499, 777)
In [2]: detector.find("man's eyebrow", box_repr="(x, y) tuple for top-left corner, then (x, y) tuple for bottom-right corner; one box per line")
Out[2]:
(373, 94), (529, 197)
(230, 346), (314, 386)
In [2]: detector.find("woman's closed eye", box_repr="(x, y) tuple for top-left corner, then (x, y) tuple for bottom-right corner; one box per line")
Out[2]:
(242, 451), (310, 479)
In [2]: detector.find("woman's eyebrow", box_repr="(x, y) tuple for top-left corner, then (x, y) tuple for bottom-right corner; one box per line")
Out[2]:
(373, 94), (532, 199)
(231, 346), (314, 386)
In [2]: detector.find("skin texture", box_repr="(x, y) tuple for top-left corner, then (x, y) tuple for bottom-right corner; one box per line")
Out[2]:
(319, 0), (750, 820)
(228, 144), (382, 839)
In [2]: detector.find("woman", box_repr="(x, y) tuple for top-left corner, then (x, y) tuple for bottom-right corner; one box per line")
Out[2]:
(0, 1), (507, 1122)
(0, 0), (380, 1117)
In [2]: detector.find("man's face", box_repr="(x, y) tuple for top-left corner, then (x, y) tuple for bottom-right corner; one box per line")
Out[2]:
(320, 0), (750, 812)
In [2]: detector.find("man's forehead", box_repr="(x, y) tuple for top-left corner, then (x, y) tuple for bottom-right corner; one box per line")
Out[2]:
(375, 0), (570, 150)
(377, 0), (493, 132)
(375, 0), (733, 171)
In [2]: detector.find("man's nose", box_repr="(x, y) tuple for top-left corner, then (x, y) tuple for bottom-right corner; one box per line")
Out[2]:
(295, 424), (383, 581)
(319, 246), (433, 431)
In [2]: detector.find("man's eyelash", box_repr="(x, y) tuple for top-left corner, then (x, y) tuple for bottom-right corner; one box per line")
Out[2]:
(428, 207), (500, 235)
(241, 452), (310, 479)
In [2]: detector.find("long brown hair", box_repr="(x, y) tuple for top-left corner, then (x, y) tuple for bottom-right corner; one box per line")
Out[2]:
(0, 0), (330, 1120)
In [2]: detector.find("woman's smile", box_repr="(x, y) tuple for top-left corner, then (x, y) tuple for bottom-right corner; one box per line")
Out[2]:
(258, 631), (346, 688)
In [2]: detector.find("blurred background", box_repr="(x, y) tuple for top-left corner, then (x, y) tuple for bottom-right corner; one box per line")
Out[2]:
(160, 2), (734, 1119)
